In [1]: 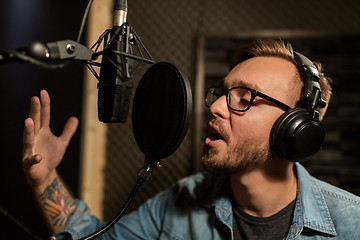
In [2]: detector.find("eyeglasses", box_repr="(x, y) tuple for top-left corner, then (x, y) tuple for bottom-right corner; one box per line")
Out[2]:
(205, 86), (291, 112)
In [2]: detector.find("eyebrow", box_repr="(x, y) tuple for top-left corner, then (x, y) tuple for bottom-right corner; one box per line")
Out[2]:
(220, 79), (263, 92)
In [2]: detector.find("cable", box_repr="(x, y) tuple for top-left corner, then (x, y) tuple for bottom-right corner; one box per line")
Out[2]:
(76, 0), (95, 43)
(77, 163), (154, 240)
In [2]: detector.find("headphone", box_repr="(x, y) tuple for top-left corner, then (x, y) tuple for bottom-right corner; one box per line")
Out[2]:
(270, 51), (327, 162)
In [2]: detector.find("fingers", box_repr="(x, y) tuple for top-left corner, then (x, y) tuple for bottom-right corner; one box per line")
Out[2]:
(27, 89), (78, 146)
(22, 118), (42, 167)
(60, 116), (79, 145)
(23, 117), (35, 157)
(29, 96), (41, 134)
(39, 89), (51, 129)
(28, 89), (51, 134)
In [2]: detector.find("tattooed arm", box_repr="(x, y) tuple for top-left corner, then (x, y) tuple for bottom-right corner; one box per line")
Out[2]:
(36, 176), (76, 231)
(22, 90), (78, 232)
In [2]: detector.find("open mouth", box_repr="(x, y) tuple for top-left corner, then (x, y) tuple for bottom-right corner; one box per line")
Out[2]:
(207, 124), (225, 142)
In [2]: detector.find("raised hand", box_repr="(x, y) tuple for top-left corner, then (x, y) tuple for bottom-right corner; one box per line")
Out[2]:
(22, 89), (79, 191)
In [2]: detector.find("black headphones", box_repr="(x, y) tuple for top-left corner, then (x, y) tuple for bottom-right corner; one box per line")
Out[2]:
(271, 51), (327, 162)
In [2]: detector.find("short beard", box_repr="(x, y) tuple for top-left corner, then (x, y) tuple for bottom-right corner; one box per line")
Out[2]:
(201, 125), (271, 176)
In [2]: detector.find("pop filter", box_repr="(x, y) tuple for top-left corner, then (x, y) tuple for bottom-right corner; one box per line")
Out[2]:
(78, 62), (191, 240)
(132, 62), (192, 163)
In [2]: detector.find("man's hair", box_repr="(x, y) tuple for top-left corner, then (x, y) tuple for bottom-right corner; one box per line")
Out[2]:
(229, 39), (332, 120)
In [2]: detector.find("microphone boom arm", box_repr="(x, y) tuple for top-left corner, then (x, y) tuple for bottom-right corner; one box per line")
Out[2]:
(0, 24), (154, 74)
(0, 40), (95, 69)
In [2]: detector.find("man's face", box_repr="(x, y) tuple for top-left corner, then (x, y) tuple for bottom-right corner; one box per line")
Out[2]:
(201, 56), (302, 175)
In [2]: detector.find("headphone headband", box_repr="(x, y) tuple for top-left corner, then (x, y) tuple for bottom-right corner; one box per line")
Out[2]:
(294, 51), (320, 81)
(293, 52), (326, 119)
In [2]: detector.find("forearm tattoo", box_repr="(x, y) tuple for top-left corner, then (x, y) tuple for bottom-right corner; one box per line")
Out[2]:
(38, 178), (76, 229)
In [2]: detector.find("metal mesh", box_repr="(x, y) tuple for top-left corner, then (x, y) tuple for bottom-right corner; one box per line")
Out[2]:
(102, 0), (360, 221)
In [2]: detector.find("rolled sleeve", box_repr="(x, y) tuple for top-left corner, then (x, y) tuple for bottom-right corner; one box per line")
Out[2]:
(51, 199), (105, 240)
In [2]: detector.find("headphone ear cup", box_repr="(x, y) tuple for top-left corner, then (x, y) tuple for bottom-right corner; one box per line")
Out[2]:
(271, 108), (325, 162)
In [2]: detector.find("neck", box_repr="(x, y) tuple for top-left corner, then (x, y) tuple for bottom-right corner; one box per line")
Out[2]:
(230, 158), (297, 217)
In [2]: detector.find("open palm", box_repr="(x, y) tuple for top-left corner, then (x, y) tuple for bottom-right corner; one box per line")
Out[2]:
(22, 90), (78, 189)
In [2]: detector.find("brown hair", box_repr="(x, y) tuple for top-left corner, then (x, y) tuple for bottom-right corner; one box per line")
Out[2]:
(230, 39), (332, 120)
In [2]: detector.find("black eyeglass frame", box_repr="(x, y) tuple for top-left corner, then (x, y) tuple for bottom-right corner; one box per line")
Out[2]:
(205, 86), (291, 112)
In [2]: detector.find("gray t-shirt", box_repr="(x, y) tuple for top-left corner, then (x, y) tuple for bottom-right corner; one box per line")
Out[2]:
(232, 199), (296, 240)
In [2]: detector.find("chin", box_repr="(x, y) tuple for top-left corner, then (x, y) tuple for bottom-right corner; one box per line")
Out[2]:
(201, 142), (271, 176)
(201, 148), (239, 176)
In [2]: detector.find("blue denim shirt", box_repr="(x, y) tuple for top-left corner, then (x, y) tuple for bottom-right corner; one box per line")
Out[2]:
(54, 163), (360, 239)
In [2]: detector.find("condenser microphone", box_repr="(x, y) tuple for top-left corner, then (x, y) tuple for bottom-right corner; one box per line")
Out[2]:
(97, 0), (133, 123)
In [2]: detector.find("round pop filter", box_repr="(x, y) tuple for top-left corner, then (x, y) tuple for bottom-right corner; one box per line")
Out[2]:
(132, 62), (192, 162)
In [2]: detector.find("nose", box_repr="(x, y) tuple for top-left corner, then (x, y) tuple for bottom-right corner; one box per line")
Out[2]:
(209, 95), (230, 119)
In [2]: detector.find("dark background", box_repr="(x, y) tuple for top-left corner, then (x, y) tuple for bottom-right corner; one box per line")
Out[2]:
(0, 1), (84, 239)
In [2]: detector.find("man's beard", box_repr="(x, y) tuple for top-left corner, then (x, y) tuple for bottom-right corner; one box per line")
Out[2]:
(201, 119), (271, 176)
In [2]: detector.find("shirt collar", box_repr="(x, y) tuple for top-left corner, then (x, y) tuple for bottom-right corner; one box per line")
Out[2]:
(289, 163), (336, 237)
(204, 164), (337, 237)
(201, 174), (230, 209)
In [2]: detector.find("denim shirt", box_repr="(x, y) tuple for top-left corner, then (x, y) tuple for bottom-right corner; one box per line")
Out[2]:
(54, 163), (360, 239)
